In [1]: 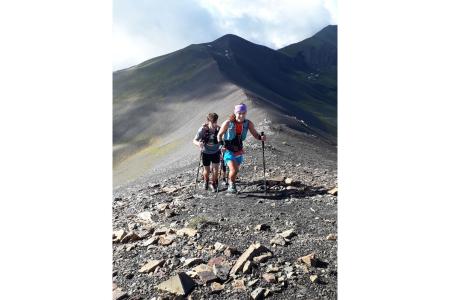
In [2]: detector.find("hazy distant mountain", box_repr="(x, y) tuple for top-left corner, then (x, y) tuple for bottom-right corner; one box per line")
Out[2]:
(113, 25), (337, 187)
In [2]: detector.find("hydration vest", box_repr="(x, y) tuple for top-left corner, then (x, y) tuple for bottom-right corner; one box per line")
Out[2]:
(201, 125), (219, 145)
(224, 119), (249, 152)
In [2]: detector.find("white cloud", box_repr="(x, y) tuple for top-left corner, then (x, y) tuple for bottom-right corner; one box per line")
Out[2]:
(113, 0), (337, 70)
(197, 0), (337, 49)
(324, 0), (338, 24)
(113, 26), (153, 70)
(113, 0), (221, 70)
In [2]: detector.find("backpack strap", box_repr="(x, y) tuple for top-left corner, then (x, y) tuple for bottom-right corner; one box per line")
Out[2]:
(200, 124), (209, 143)
(241, 119), (249, 140)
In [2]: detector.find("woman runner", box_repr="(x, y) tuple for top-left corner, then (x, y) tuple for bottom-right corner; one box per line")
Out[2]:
(217, 103), (267, 193)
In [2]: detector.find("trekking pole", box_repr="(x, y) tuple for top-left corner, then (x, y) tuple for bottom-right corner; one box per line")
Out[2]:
(261, 132), (267, 194)
(194, 151), (202, 193)
(223, 156), (228, 185)
(216, 157), (222, 198)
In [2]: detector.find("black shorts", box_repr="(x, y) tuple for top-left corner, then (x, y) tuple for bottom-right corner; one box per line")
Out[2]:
(202, 151), (220, 166)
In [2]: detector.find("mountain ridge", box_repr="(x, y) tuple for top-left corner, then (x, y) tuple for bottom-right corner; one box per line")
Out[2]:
(113, 25), (337, 188)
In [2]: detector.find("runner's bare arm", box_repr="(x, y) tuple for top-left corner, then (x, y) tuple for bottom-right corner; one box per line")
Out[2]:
(193, 139), (202, 147)
(217, 120), (230, 143)
(248, 120), (266, 141)
(193, 128), (204, 148)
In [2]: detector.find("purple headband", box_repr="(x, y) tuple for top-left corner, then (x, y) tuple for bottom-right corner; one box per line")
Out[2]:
(234, 103), (247, 113)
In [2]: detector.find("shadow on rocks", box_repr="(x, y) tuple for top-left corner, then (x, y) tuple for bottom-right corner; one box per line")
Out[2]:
(238, 180), (329, 200)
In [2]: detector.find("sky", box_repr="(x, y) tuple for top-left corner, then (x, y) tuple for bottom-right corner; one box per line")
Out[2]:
(113, 0), (337, 71)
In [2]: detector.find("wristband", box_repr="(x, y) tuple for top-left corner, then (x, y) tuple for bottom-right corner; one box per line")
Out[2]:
(219, 140), (224, 146)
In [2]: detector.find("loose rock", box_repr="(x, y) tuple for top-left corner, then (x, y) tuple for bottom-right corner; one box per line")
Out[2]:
(153, 228), (167, 236)
(125, 244), (136, 252)
(210, 282), (224, 293)
(143, 236), (159, 246)
(157, 203), (169, 212)
(326, 233), (337, 240)
(224, 246), (239, 257)
(113, 230), (126, 243)
(251, 287), (265, 300)
(328, 187), (338, 196)
(214, 242), (227, 252)
(137, 211), (154, 223)
(121, 231), (141, 243)
(165, 210), (175, 218)
(207, 256), (226, 266)
(162, 186), (178, 194)
(299, 253), (317, 267)
(232, 279), (246, 291)
(156, 272), (196, 296)
(270, 235), (286, 246)
(139, 259), (165, 273)
(280, 229), (296, 239)
(230, 242), (271, 275)
(159, 235), (175, 246)
(266, 265), (279, 273)
(183, 258), (204, 268)
(192, 264), (212, 274)
(254, 224), (270, 231)
(262, 273), (276, 283)
(248, 279), (259, 287)
(112, 289), (128, 300)
(269, 175), (286, 184)
(286, 271), (296, 279)
(310, 274), (319, 283)
(253, 252), (273, 263)
(243, 260), (253, 274)
(197, 271), (218, 284)
(176, 228), (198, 237)
(212, 262), (231, 281)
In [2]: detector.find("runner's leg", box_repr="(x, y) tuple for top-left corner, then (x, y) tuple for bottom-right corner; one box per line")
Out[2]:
(228, 160), (239, 183)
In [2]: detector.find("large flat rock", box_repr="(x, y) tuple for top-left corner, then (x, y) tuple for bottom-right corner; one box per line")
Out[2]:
(230, 242), (271, 275)
(156, 272), (196, 296)
(139, 259), (164, 273)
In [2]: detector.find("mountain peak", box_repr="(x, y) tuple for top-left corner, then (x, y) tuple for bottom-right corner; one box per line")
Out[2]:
(312, 24), (337, 44)
(213, 33), (245, 42)
(211, 33), (250, 46)
(322, 24), (337, 31)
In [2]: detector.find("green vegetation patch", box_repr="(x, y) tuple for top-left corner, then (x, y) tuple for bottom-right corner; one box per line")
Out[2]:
(187, 216), (218, 229)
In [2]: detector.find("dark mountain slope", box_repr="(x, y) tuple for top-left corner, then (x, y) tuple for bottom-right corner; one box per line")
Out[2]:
(113, 26), (337, 187)
(113, 45), (222, 145)
(279, 25), (337, 70)
(203, 34), (336, 136)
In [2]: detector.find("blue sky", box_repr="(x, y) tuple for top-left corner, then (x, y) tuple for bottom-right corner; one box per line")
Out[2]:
(113, 0), (337, 70)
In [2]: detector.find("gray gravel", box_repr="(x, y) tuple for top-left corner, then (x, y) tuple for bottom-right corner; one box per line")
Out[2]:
(113, 123), (337, 300)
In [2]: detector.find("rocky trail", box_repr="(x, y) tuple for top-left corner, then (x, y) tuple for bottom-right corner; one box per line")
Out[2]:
(113, 121), (337, 300)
